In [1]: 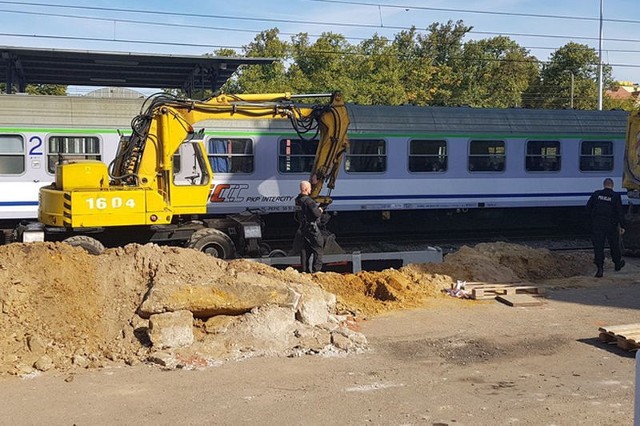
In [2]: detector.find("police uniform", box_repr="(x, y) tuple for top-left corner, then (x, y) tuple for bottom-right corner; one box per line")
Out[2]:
(294, 193), (324, 273)
(586, 186), (626, 276)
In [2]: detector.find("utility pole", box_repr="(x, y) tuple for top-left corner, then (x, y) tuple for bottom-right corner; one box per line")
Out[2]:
(563, 70), (575, 109)
(569, 72), (575, 109)
(598, 0), (604, 110)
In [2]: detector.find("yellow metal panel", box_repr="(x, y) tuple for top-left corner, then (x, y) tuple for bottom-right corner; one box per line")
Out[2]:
(169, 185), (210, 215)
(56, 161), (110, 191)
(67, 190), (148, 227)
(38, 186), (68, 227)
(40, 186), (174, 227)
(145, 191), (173, 224)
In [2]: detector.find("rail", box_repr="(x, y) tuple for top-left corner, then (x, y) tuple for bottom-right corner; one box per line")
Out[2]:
(247, 247), (443, 273)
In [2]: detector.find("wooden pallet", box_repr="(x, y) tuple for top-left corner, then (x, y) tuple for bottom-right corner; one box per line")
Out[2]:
(464, 282), (546, 300)
(496, 294), (544, 307)
(598, 324), (640, 351)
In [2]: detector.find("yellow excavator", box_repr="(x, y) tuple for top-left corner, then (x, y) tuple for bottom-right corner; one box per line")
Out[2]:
(15, 92), (349, 257)
(622, 109), (640, 254)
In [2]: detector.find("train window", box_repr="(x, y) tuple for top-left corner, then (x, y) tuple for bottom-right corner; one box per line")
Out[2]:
(526, 141), (561, 172)
(580, 141), (613, 171)
(47, 136), (101, 173)
(409, 140), (447, 172)
(345, 139), (386, 173)
(0, 135), (25, 174)
(207, 138), (254, 174)
(278, 138), (319, 173)
(468, 140), (505, 172)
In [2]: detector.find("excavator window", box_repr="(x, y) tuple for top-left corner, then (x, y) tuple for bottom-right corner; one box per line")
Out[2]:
(173, 140), (210, 186)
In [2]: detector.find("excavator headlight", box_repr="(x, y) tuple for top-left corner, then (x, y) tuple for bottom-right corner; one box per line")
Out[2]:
(150, 214), (158, 222)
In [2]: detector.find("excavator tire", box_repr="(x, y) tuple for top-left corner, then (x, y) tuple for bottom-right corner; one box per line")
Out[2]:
(187, 228), (236, 259)
(63, 235), (105, 255)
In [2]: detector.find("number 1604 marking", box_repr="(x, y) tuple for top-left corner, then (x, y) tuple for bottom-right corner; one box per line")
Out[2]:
(85, 197), (136, 210)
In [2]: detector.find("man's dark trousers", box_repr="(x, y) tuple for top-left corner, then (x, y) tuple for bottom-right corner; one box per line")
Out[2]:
(592, 223), (622, 267)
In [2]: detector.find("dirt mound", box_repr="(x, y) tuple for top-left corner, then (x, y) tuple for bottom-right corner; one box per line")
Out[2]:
(313, 242), (592, 317)
(0, 241), (592, 376)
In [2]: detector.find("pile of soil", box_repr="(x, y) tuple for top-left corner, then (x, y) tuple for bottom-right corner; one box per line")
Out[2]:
(0, 241), (592, 376)
(313, 242), (593, 316)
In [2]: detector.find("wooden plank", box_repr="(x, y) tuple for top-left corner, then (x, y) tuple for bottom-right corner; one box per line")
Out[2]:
(465, 282), (528, 289)
(471, 284), (545, 300)
(496, 294), (544, 307)
(597, 323), (640, 351)
(599, 323), (640, 334)
(599, 332), (616, 343)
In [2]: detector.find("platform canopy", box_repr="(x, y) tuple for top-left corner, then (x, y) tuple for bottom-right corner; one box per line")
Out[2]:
(0, 46), (275, 96)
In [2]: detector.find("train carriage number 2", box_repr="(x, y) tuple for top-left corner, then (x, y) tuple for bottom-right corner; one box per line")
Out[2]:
(29, 136), (43, 155)
(85, 197), (136, 209)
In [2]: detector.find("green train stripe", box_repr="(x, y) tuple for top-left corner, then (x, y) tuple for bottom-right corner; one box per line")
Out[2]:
(0, 127), (625, 141)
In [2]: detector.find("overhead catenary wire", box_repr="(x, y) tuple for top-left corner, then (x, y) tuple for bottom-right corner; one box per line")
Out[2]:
(1, 0), (638, 90)
(2, 3), (640, 47)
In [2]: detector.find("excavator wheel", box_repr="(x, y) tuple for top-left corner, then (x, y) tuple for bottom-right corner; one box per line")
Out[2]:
(63, 235), (105, 255)
(187, 228), (236, 259)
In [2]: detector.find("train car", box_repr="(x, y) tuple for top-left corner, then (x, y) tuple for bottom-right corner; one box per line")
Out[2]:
(0, 94), (629, 242)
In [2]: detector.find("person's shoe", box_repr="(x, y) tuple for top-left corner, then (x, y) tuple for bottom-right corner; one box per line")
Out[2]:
(595, 266), (604, 278)
(615, 260), (626, 271)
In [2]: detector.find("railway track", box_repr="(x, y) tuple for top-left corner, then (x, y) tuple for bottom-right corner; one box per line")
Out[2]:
(263, 229), (594, 257)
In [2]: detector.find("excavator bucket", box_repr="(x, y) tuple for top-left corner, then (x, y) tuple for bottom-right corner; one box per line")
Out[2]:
(289, 229), (345, 256)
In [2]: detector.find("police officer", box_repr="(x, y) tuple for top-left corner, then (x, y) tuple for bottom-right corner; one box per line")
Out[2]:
(294, 180), (324, 273)
(586, 178), (626, 278)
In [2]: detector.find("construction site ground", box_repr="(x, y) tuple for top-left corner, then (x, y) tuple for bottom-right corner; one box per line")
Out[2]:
(0, 242), (639, 425)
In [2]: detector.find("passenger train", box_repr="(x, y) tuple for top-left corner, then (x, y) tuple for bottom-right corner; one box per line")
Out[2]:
(0, 94), (629, 242)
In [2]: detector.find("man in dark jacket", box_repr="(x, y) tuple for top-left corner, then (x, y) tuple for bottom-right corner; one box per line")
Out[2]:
(586, 178), (626, 277)
(294, 180), (324, 273)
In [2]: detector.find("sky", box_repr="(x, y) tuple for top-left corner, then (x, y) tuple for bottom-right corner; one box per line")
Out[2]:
(0, 0), (638, 95)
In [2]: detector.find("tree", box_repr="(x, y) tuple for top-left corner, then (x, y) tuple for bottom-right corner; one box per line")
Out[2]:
(1, 84), (67, 95)
(346, 35), (405, 105)
(232, 28), (292, 93)
(523, 42), (612, 109)
(457, 36), (538, 108)
(416, 20), (472, 106)
(392, 27), (438, 105)
(290, 32), (354, 95)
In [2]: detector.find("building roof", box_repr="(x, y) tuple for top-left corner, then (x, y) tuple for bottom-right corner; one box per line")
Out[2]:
(0, 46), (275, 96)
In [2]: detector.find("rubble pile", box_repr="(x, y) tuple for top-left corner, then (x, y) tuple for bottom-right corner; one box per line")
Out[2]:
(0, 241), (592, 376)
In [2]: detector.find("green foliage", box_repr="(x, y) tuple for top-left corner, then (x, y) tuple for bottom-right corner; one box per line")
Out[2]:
(230, 28), (293, 93)
(215, 22), (625, 111)
(603, 95), (637, 111)
(1, 84), (67, 95)
(523, 42), (612, 109)
(457, 36), (539, 108)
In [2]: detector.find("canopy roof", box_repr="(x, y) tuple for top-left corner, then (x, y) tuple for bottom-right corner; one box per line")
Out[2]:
(0, 46), (274, 96)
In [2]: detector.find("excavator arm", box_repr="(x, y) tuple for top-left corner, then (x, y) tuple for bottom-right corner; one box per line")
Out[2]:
(307, 92), (350, 207)
(108, 91), (349, 208)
